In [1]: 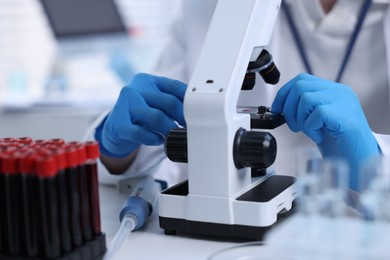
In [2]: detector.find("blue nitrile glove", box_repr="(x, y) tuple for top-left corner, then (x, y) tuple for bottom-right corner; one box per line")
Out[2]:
(95, 73), (187, 158)
(272, 73), (380, 191)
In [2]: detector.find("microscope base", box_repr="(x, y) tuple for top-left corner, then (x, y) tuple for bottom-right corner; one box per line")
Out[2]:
(159, 175), (296, 241)
(160, 208), (295, 241)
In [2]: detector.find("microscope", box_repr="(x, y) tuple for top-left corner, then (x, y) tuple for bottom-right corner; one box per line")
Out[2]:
(159, 0), (296, 241)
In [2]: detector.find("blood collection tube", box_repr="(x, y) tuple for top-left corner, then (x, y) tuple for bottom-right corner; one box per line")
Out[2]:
(72, 143), (93, 241)
(51, 149), (72, 253)
(85, 141), (102, 236)
(18, 151), (39, 258)
(0, 149), (16, 256)
(64, 146), (83, 247)
(36, 154), (61, 259)
(0, 151), (4, 254)
(1, 153), (21, 256)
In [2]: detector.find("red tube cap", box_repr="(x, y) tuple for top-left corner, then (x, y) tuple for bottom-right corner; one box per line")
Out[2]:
(1, 153), (18, 175)
(47, 138), (65, 146)
(76, 144), (87, 165)
(35, 155), (58, 177)
(0, 137), (16, 143)
(64, 146), (78, 168)
(18, 152), (38, 174)
(16, 137), (33, 144)
(85, 141), (100, 160)
(53, 149), (66, 171)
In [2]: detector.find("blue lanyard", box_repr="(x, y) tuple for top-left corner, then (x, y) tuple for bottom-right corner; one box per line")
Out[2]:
(281, 0), (372, 82)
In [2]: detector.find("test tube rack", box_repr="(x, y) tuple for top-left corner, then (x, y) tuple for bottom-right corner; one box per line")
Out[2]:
(0, 137), (106, 260)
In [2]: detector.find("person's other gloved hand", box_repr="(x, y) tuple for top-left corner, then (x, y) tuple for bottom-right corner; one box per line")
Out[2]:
(272, 73), (380, 191)
(95, 73), (187, 158)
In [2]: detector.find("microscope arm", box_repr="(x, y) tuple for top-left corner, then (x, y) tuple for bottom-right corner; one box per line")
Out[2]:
(184, 0), (282, 198)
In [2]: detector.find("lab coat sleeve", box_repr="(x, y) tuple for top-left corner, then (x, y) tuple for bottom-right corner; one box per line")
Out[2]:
(378, 9), (390, 159)
(374, 133), (390, 158)
(96, 144), (187, 187)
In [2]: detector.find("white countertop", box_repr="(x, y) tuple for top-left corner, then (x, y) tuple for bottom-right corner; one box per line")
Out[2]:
(99, 184), (247, 260)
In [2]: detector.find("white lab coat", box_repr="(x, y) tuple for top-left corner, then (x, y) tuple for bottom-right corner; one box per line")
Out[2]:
(95, 0), (390, 186)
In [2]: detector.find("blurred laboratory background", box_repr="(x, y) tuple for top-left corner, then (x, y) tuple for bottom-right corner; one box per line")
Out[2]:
(0, 0), (182, 140)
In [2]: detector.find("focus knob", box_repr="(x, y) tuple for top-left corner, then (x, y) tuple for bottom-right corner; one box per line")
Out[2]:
(233, 128), (276, 169)
(164, 128), (188, 163)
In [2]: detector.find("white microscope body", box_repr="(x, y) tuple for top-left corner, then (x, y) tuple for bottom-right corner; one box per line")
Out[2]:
(159, 0), (296, 240)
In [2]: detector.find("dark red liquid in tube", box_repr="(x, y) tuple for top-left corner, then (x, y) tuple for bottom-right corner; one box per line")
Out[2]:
(0, 152), (5, 254)
(64, 146), (83, 247)
(18, 152), (39, 258)
(1, 153), (21, 256)
(36, 155), (61, 259)
(52, 149), (72, 253)
(85, 141), (102, 236)
(72, 143), (93, 241)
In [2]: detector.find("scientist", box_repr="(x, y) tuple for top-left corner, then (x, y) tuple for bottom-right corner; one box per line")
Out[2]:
(93, 0), (390, 191)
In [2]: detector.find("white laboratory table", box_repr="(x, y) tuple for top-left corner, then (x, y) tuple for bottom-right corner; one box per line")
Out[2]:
(99, 184), (263, 260)
(99, 182), (390, 260)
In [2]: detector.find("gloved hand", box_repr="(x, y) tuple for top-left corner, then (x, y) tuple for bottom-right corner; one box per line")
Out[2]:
(95, 73), (187, 158)
(272, 73), (380, 191)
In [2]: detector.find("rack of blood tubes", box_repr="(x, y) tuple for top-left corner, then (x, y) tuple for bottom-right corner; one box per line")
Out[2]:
(0, 137), (106, 260)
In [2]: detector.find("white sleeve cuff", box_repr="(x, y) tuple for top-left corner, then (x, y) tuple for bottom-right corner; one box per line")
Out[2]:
(374, 132), (390, 157)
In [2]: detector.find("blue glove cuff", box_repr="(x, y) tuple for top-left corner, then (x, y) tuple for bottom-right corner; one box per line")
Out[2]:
(94, 115), (137, 158)
(349, 141), (381, 192)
